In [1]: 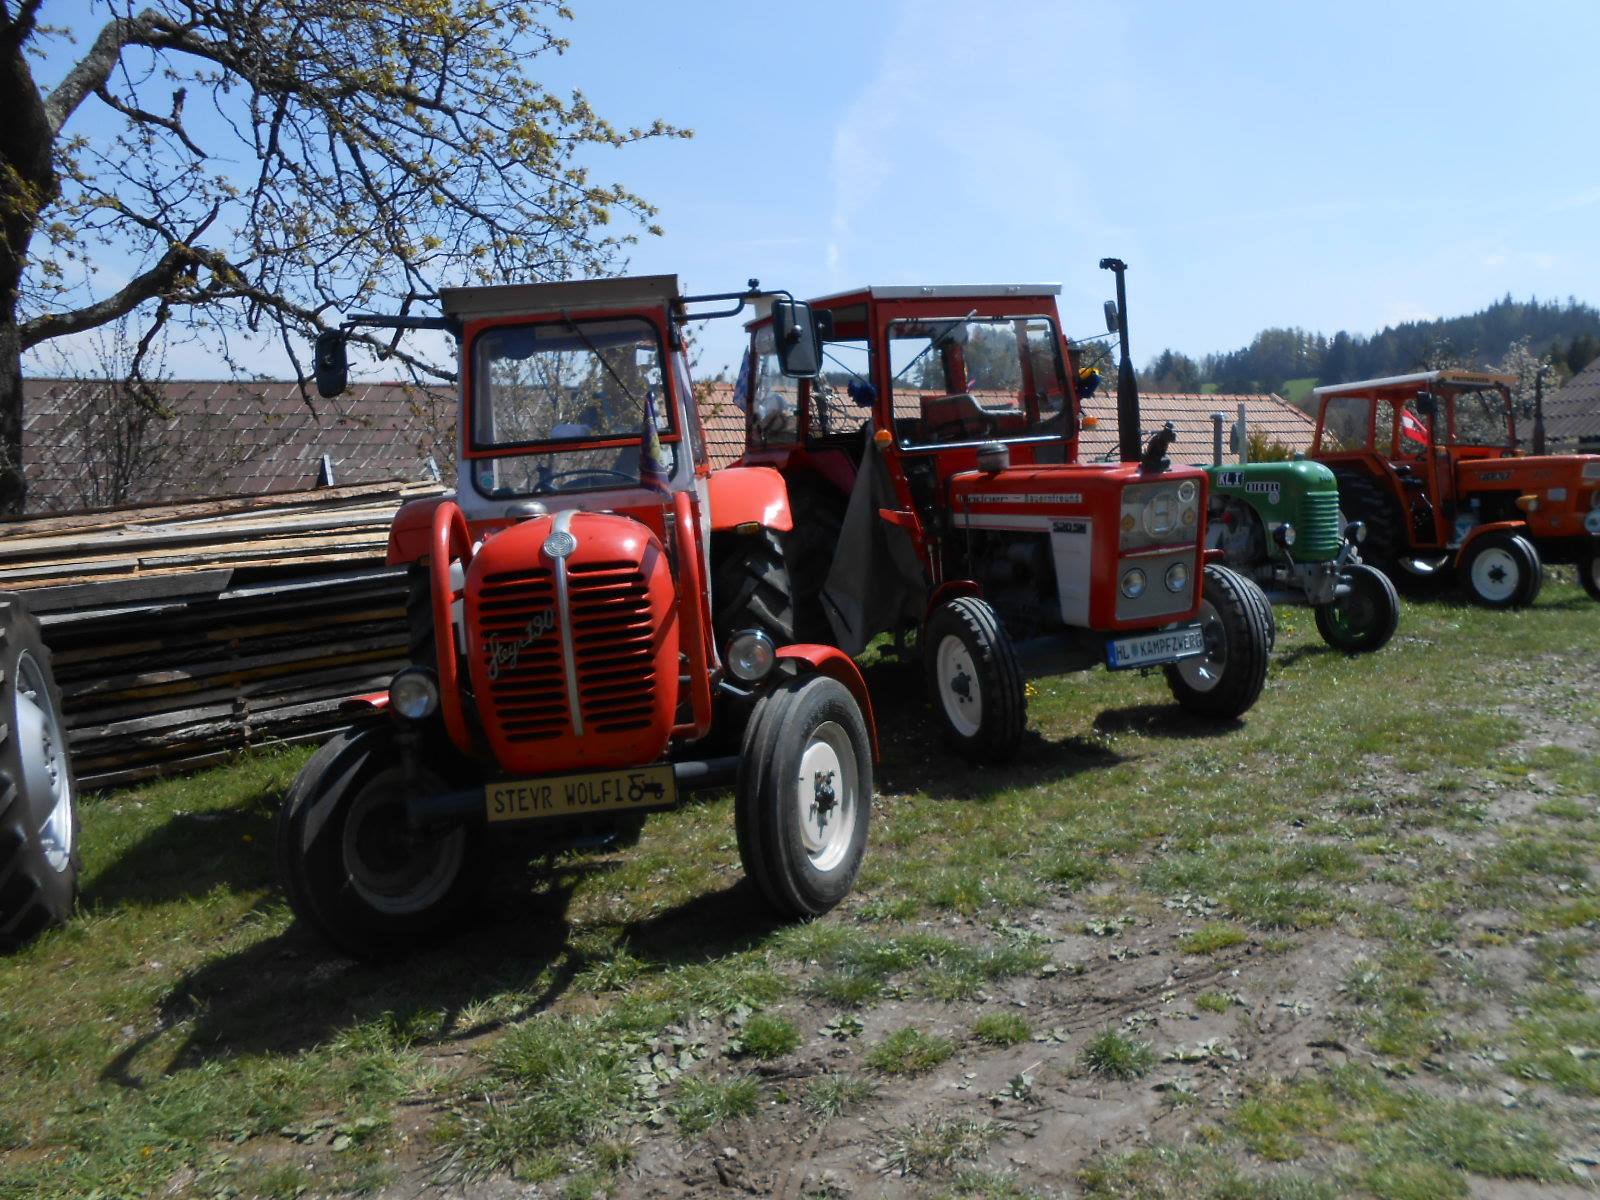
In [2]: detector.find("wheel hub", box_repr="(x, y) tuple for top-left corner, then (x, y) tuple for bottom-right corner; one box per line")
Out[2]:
(796, 723), (857, 874)
(1175, 599), (1226, 693)
(14, 650), (73, 875)
(935, 635), (983, 737)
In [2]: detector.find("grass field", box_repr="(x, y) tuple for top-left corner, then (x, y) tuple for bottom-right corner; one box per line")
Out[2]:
(2, 578), (1598, 1198)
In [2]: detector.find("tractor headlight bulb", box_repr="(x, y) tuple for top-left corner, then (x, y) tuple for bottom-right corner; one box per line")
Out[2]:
(1120, 567), (1148, 599)
(1165, 562), (1189, 593)
(389, 667), (440, 721)
(1274, 522), (1297, 548)
(726, 629), (777, 682)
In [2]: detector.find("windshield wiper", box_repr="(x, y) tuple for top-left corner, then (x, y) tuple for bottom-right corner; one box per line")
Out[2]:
(560, 310), (640, 414)
(892, 309), (978, 384)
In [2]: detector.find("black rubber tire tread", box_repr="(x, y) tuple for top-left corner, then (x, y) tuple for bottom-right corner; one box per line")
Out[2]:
(275, 724), (482, 959)
(405, 563), (436, 669)
(1329, 468), (1406, 573)
(1164, 564), (1273, 720)
(783, 481), (847, 643)
(1313, 563), (1401, 654)
(1511, 535), (1544, 607)
(922, 595), (1026, 763)
(0, 595), (80, 953)
(712, 530), (796, 654)
(1457, 532), (1536, 610)
(735, 674), (872, 919)
(1578, 549), (1600, 601)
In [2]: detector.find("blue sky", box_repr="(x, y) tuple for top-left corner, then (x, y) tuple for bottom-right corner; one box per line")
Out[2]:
(24, 0), (1600, 382)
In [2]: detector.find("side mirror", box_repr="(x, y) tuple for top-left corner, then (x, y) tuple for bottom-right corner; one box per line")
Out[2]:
(1414, 390), (1436, 417)
(1103, 299), (1121, 334)
(313, 330), (349, 398)
(772, 299), (821, 378)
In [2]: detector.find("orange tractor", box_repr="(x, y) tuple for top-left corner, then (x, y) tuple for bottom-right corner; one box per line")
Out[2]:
(1311, 370), (1600, 607)
(736, 265), (1274, 760)
(278, 276), (878, 957)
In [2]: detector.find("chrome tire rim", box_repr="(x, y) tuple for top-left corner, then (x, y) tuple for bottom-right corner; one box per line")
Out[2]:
(935, 635), (982, 738)
(341, 771), (466, 916)
(16, 651), (72, 874)
(796, 720), (858, 875)
(1175, 598), (1225, 694)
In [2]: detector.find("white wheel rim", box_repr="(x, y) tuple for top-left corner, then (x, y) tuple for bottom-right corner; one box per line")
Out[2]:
(1175, 599), (1225, 694)
(796, 720), (858, 874)
(15, 650), (73, 874)
(935, 634), (982, 738)
(1470, 547), (1520, 602)
(341, 772), (467, 915)
(1399, 556), (1450, 578)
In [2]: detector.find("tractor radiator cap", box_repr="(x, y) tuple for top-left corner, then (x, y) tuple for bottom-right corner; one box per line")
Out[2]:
(976, 442), (1011, 473)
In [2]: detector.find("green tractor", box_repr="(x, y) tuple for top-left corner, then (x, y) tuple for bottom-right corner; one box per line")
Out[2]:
(1204, 417), (1400, 653)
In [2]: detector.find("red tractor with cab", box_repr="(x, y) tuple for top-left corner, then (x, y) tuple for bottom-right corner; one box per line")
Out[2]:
(736, 261), (1273, 761)
(279, 276), (878, 957)
(1311, 370), (1600, 607)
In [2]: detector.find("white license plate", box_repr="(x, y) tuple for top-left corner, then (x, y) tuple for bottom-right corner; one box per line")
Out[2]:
(486, 764), (676, 824)
(1106, 625), (1205, 670)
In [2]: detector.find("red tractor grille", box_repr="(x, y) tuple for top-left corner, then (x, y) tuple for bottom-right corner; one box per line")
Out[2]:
(568, 561), (656, 734)
(477, 568), (565, 743)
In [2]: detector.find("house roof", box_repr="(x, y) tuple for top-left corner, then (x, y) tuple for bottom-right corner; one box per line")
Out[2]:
(696, 383), (1313, 469)
(22, 377), (454, 514)
(1543, 358), (1600, 444)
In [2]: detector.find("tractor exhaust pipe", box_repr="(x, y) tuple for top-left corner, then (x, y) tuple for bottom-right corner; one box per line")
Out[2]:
(1099, 257), (1142, 463)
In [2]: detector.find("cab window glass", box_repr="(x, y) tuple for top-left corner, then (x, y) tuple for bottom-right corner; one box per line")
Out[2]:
(1451, 389), (1511, 447)
(810, 339), (873, 443)
(749, 325), (800, 445)
(1317, 396), (1371, 451)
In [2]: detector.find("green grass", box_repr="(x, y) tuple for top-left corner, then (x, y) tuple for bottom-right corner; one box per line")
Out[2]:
(884, 1113), (1003, 1177)
(1079, 1030), (1155, 1080)
(5, 581), (1600, 1195)
(867, 1027), (957, 1076)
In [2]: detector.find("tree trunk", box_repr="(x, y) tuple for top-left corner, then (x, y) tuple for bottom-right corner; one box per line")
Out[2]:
(0, 320), (23, 514)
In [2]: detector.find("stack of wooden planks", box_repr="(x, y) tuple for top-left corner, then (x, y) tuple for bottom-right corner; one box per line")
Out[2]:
(0, 480), (444, 787)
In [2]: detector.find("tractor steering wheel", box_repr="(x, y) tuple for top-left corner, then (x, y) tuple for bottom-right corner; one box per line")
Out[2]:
(545, 469), (639, 490)
(927, 416), (999, 443)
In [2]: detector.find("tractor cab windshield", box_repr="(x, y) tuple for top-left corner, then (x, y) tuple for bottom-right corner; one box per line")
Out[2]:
(469, 316), (677, 497)
(1447, 386), (1514, 449)
(887, 315), (1070, 448)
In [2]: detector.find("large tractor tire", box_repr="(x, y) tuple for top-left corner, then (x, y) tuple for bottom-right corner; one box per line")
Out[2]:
(712, 530), (797, 653)
(1578, 547), (1600, 601)
(736, 674), (871, 918)
(783, 481), (847, 644)
(405, 562), (436, 669)
(923, 595), (1026, 762)
(0, 597), (79, 953)
(1458, 532), (1538, 610)
(1165, 564), (1273, 720)
(1330, 469), (1411, 577)
(1314, 563), (1401, 654)
(276, 725), (482, 958)
(1512, 535), (1544, 607)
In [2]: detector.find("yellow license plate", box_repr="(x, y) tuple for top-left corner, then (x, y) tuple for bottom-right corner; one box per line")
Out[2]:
(486, 764), (677, 824)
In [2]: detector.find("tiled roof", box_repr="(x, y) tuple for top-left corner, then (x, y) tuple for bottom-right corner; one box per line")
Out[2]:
(696, 382), (1312, 470)
(1543, 359), (1600, 445)
(22, 378), (454, 514)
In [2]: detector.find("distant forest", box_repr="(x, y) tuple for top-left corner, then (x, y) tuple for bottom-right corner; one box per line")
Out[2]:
(1140, 297), (1600, 401)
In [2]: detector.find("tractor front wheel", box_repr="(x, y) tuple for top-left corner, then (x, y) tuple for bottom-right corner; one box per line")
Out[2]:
(736, 674), (871, 918)
(1164, 564), (1273, 719)
(276, 725), (480, 958)
(1314, 563), (1401, 653)
(1512, 535), (1544, 606)
(1459, 533), (1538, 609)
(923, 596), (1025, 762)
(0, 597), (79, 953)
(1578, 548), (1600, 601)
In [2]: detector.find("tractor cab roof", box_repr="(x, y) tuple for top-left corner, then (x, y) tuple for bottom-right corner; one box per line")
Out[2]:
(1311, 369), (1516, 399)
(807, 283), (1062, 307)
(439, 274), (680, 322)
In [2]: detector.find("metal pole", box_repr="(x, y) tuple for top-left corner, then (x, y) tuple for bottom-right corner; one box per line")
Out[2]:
(1533, 365), (1549, 456)
(1211, 412), (1226, 466)
(1237, 402), (1249, 464)
(1099, 257), (1142, 462)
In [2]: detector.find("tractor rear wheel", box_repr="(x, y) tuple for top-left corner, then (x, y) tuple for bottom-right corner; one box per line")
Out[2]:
(712, 530), (796, 654)
(1314, 563), (1400, 653)
(276, 725), (481, 958)
(1165, 564), (1273, 719)
(783, 482), (847, 643)
(1512, 535), (1544, 606)
(1458, 532), (1537, 609)
(406, 563), (436, 669)
(1578, 548), (1600, 601)
(736, 674), (871, 918)
(923, 596), (1026, 762)
(0, 597), (79, 953)
(1330, 470), (1405, 573)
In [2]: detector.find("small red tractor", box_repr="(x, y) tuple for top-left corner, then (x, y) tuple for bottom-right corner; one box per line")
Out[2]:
(278, 276), (878, 957)
(1311, 370), (1600, 607)
(736, 261), (1273, 760)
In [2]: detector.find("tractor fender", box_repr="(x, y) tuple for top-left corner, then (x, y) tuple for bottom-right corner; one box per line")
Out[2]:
(339, 691), (391, 716)
(774, 644), (879, 765)
(707, 466), (794, 533)
(924, 579), (982, 624)
(1457, 519), (1526, 558)
(388, 496), (453, 565)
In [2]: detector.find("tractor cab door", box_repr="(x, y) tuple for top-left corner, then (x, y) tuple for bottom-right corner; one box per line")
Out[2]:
(1388, 395), (1449, 547)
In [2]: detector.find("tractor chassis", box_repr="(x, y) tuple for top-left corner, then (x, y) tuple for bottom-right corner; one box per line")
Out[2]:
(1253, 534), (1364, 607)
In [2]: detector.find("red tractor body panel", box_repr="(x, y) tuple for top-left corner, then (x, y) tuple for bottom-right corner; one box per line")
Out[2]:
(706, 466), (794, 533)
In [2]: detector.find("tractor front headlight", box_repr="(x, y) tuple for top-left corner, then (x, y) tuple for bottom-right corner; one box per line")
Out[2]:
(1274, 522), (1297, 548)
(726, 629), (777, 682)
(1165, 562), (1189, 593)
(389, 667), (440, 721)
(1120, 567), (1148, 599)
(1589, 490), (1600, 510)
